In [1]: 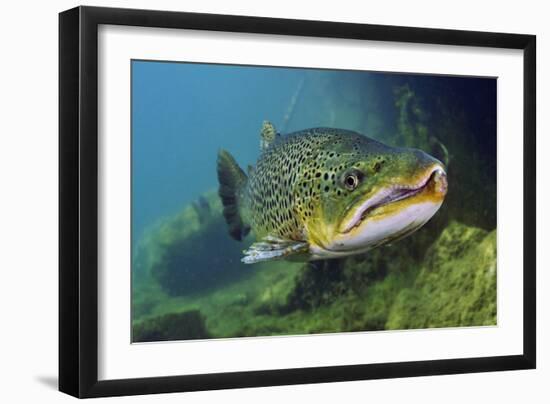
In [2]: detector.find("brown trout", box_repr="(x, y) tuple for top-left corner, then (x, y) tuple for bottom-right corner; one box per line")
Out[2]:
(217, 121), (447, 264)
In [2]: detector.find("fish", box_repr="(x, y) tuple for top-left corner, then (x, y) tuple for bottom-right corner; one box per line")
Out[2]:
(217, 121), (448, 264)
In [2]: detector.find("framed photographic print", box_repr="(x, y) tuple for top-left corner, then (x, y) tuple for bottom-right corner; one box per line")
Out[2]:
(59, 6), (536, 398)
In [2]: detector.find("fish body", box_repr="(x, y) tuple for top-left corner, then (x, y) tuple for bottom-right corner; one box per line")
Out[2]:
(217, 122), (447, 264)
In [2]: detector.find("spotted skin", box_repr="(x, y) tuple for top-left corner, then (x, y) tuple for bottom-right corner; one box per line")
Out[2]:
(245, 127), (405, 239)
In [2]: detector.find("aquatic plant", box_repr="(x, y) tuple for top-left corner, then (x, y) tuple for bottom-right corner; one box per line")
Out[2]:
(393, 84), (431, 152)
(390, 76), (497, 231)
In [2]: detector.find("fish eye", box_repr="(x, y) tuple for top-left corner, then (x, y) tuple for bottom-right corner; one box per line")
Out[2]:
(345, 175), (357, 187)
(343, 172), (360, 191)
(339, 168), (364, 191)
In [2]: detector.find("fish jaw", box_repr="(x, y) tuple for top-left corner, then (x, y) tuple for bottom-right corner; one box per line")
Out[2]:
(327, 200), (443, 254)
(319, 164), (447, 255)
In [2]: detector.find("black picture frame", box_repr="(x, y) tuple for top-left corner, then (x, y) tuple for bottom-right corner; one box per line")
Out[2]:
(59, 5), (536, 398)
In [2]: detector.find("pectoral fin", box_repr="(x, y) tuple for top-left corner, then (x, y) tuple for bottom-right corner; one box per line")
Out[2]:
(242, 235), (309, 264)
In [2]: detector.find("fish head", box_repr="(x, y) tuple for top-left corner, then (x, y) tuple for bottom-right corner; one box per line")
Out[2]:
(304, 133), (447, 258)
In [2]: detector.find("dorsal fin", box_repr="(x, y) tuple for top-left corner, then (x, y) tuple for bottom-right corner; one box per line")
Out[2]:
(260, 121), (280, 151)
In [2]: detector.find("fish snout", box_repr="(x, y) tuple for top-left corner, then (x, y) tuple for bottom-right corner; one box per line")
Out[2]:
(411, 149), (448, 197)
(431, 167), (448, 196)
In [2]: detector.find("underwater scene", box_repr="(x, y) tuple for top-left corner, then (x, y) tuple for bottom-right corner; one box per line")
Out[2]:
(131, 60), (497, 342)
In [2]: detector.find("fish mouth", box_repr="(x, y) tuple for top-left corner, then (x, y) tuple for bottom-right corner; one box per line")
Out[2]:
(340, 165), (447, 234)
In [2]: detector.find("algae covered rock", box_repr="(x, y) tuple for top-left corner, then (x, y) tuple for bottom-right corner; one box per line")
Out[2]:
(279, 221), (496, 334)
(132, 310), (210, 342)
(281, 217), (439, 315)
(386, 221), (496, 329)
(133, 190), (251, 297)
